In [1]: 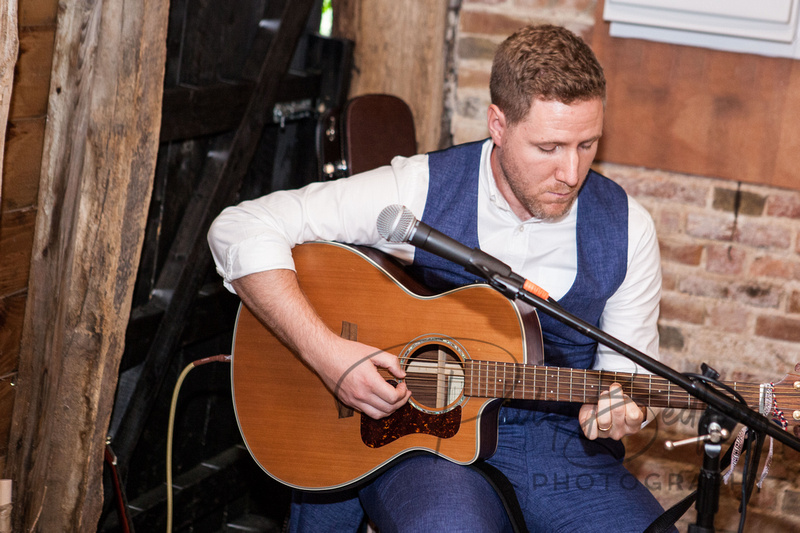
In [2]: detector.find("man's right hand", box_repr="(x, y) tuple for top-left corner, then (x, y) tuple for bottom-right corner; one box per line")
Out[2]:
(232, 268), (411, 420)
(312, 336), (412, 420)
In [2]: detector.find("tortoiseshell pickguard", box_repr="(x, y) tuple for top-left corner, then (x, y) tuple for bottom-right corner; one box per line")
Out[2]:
(361, 403), (462, 448)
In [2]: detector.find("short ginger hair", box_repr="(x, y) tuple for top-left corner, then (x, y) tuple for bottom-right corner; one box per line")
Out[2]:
(490, 25), (606, 125)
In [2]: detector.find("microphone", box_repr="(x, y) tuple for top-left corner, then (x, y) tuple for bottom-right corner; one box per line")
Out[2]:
(376, 205), (550, 301)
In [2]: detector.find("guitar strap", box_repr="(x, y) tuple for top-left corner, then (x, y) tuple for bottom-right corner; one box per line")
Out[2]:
(469, 461), (529, 533)
(471, 440), (740, 533)
(643, 443), (735, 533)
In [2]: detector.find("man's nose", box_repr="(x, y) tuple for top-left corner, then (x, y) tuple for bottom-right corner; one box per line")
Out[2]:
(557, 150), (580, 186)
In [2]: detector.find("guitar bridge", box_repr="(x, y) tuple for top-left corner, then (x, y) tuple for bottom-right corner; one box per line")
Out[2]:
(336, 321), (357, 418)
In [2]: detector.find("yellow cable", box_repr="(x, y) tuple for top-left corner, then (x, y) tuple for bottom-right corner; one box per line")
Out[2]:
(166, 361), (194, 533)
(165, 354), (231, 532)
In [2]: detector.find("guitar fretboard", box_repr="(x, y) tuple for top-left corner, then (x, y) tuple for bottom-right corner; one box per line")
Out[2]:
(464, 360), (759, 409)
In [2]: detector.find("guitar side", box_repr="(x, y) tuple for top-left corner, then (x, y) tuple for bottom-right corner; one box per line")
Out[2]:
(231, 241), (542, 491)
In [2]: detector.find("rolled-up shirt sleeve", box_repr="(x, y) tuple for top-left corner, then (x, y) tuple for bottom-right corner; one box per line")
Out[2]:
(207, 154), (429, 292)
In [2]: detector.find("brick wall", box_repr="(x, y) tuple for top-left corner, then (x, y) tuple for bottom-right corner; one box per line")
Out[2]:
(451, 1), (800, 530)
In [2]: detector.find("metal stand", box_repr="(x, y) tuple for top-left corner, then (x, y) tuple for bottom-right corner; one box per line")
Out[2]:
(480, 264), (800, 531)
(394, 217), (800, 530)
(664, 405), (735, 533)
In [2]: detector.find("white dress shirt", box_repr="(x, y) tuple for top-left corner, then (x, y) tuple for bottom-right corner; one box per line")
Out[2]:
(208, 140), (662, 373)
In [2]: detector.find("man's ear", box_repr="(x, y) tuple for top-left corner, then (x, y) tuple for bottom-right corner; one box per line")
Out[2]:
(487, 104), (507, 147)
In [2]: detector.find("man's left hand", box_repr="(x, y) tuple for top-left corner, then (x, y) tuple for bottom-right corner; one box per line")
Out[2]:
(578, 383), (645, 440)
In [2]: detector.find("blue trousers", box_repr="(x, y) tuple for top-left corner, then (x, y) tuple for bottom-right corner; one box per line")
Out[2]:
(288, 405), (673, 532)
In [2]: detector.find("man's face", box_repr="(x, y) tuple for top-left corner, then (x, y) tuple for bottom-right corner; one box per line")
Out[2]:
(488, 97), (604, 221)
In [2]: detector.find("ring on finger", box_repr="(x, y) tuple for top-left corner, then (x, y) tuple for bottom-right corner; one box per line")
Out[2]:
(597, 420), (613, 432)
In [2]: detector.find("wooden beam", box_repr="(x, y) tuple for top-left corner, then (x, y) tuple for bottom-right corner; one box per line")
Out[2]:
(0, 0), (18, 204)
(333, 0), (448, 153)
(110, 0), (318, 476)
(3, 0), (170, 529)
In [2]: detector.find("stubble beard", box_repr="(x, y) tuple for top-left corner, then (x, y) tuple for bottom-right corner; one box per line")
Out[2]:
(503, 168), (578, 222)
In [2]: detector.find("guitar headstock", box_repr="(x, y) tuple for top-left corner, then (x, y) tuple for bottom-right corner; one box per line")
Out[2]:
(770, 363), (800, 436)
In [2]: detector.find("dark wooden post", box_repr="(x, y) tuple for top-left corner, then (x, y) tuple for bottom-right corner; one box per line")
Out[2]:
(4, 0), (169, 529)
(0, 0), (18, 200)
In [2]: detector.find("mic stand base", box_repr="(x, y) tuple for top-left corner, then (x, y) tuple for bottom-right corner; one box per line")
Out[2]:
(689, 407), (736, 533)
(688, 441), (721, 533)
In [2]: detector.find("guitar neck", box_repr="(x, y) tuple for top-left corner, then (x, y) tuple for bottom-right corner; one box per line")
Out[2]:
(464, 361), (762, 409)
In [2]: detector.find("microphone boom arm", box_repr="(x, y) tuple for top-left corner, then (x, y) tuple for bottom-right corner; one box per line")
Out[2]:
(376, 204), (800, 453)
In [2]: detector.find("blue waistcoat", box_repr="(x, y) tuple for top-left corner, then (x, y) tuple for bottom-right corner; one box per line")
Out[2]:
(410, 140), (629, 370)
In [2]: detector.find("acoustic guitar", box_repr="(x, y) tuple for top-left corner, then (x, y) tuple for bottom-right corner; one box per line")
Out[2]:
(231, 241), (800, 491)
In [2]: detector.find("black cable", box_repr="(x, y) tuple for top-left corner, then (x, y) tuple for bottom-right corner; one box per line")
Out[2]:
(738, 430), (766, 533)
(682, 372), (771, 533)
(683, 373), (748, 406)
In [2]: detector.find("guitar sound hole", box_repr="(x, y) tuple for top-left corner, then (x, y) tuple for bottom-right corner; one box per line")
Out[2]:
(404, 343), (465, 413)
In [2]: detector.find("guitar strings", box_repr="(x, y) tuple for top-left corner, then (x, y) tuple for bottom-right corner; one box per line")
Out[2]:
(390, 367), (794, 398)
(381, 365), (800, 411)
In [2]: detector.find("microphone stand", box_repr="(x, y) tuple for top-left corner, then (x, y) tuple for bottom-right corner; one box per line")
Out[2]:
(379, 202), (800, 529)
(465, 257), (800, 531)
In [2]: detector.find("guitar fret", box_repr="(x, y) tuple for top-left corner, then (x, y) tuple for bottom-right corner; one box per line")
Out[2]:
(544, 367), (548, 401)
(485, 361), (490, 397)
(556, 367), (560, 401)
(469, 361), (474, 397)
(504, 361), (509, 397)
(570, 368), (574, 403)
(483, 361), (488, 397)
(486, 365), (497, 397)
(541, 366), (545, 401)
(497, 362), (501, 397)
(500, 361), (505, 396)
(476, 361), (481, 397)
(494, 362), (498, 397)
(469, 362), (475, 396)
(485, 361), (489, 397)
(471, 361), (476, 397)
(655, 377), (663, 406)
(506, 363), (510, 398)
(582, 369), (586, 403)
(496, 361), (500, 396)
(482, 361), (486, 397)
(477, 360), (482, 397)
(479, 361), (483, 397)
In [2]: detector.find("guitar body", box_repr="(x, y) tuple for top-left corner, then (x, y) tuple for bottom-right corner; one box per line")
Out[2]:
(232, 241), (543, 491)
